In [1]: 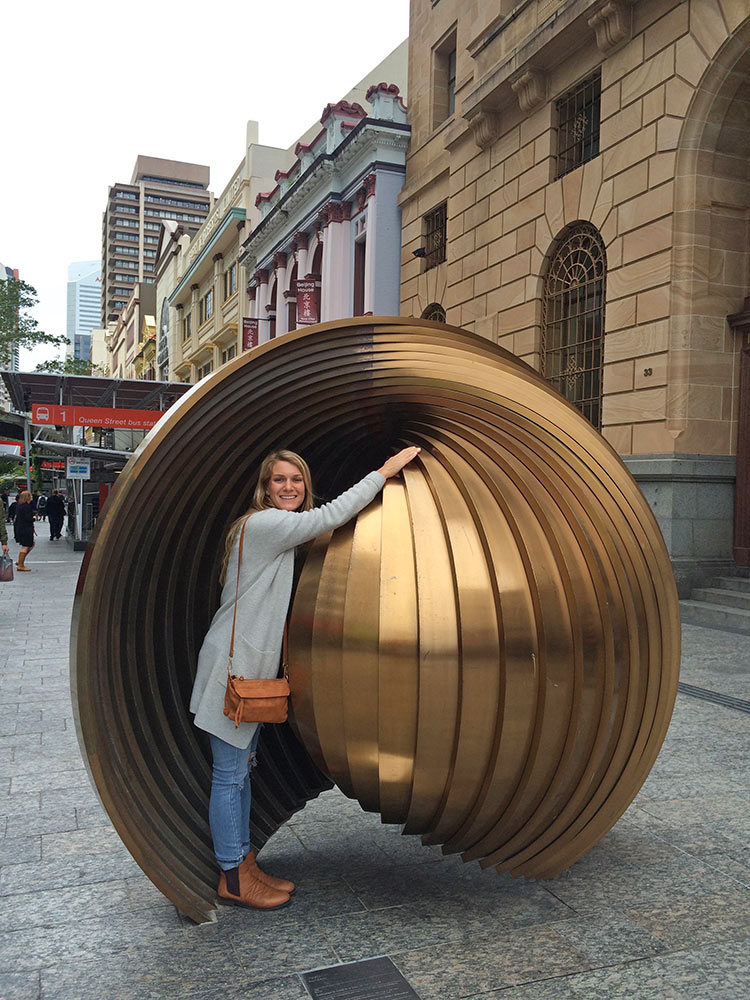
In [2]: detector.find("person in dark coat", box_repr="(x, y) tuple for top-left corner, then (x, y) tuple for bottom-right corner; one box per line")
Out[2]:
(13, 490), (35, 571)
(47, 490), (66, 540)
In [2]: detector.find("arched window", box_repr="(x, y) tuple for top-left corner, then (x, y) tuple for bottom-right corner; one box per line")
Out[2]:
(542, 224), (606, 429)
(421, 302), (446, 323)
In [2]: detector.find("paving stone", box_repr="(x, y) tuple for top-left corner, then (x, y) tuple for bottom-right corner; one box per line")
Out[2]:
(0, 733), (42, 750)
(124, 874), (178, 912)
(0, 881), (132, 931)
(40, 938), (247, 1000)
(41, 825), (126, 859)
(391, 923), (590, 998)
(0, 969), (41, 1000)
(0, 851), (142, 896)
(9, 768), (90, 793)
(207, 911), (342, 982)
(0, 905), (183, 973)
(75, 803), (112, 829)
(4, 807), (78, 838)
(0, 835), (42, 866)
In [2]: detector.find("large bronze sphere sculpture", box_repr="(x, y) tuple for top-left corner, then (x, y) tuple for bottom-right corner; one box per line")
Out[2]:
(72, 317), (680, 923)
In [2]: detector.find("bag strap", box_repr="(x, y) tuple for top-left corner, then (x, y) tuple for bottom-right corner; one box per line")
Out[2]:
(227, 517), (290, 682)
(227, 518), (248, 675)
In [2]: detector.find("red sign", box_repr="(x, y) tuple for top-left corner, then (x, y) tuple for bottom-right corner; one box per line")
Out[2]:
(41, 460), (66, 470)
(32, 404), (165, 430)
(296, 280), (319, 325)
(242, 318), (259, 351)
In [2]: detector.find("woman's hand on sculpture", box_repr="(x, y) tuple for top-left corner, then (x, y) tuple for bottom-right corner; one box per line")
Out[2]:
(377, 446), (421, 480)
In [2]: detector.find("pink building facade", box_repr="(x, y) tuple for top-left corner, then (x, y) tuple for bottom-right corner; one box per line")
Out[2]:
(239, 84), (409, 346)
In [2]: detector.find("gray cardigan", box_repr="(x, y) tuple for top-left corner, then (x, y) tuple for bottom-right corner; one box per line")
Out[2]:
(190, 471), (386, 748)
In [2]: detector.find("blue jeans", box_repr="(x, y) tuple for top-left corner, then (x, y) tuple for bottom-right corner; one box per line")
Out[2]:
(208, 728), (262, 870)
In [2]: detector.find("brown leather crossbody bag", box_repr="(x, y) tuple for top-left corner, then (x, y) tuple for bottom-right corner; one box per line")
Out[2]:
(223, 518), (290, 727)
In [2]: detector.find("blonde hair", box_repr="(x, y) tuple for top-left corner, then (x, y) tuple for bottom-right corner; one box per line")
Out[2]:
(18, 490), (32, 504)
(219, 450), (314, 585)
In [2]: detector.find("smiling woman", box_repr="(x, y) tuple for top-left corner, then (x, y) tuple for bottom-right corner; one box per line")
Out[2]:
(191, 441), (420, 910)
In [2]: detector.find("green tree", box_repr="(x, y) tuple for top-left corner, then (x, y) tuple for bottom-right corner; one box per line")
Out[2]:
(0, 455), (25, 489)
(35, 356), (106, 376)
(0, 277), (67, 367)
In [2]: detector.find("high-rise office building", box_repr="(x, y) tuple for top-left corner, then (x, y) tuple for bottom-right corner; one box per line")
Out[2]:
(101, 156), (212, 326)
(0, 263), (20, 373)
(66, 260), (101, 362)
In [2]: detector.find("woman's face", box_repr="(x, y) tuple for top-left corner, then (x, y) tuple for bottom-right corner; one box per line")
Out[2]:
(267, 460), (306, 511)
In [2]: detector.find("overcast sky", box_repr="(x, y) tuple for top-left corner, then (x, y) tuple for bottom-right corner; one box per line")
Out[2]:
(2, 0), (409, 370)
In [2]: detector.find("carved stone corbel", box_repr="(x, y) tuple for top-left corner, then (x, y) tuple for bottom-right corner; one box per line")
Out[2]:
(510, 69), (546, 113)
(466, 109), (502, 150)
(588, 1), (630, 53)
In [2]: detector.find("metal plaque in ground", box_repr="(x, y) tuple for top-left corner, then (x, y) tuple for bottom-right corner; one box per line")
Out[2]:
(301, 956), (421, 1000)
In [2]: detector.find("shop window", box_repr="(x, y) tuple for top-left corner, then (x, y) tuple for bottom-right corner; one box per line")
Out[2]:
(542, 224), (606, 429)
(423, 203), (447, 271)
(556, 71), (601, 178)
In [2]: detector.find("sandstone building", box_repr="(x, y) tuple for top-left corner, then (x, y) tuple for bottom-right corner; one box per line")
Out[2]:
(400, 0), (750, 591)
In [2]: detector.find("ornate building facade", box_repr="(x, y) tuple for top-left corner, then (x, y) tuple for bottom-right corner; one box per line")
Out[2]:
(240, 84), (409, 341)
(160, 41), (408, 381)
(401, 0), (750, 591)
(161, 123), (283, 384)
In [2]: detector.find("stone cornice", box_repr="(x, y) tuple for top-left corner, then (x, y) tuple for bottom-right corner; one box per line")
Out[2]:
(239, 120), (409, 257)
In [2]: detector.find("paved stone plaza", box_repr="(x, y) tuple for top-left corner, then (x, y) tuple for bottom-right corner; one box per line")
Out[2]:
(1, 537), (749, 1000)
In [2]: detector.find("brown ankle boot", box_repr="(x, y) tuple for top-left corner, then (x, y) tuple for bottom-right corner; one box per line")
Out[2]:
(217, 864), (290, 910)
(241, 850), (296, 895)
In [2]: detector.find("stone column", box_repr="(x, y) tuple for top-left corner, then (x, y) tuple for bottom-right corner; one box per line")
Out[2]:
(212, 254), (223, 334)
(254, 270), (269, 342)
(322, 202), (353, 321)
(362, 175), (377, 315)
(189, 283), (199, 352)
(320, 213), (332, 322)
(294, 232), (309, 287)
(174, 303), (184, 375)
(274, 253), (288, 337)
(729, 297), (750, 565)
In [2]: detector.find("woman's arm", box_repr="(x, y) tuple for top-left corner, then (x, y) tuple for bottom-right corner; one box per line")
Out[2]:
(249, 446), (420, 555)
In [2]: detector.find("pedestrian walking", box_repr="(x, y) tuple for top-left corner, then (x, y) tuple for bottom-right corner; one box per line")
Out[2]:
(190, 444), (420, 911)
(47, 490), (66, 540)
(0, 504), (8, 555)
(13, 490), (35, 571)
(37, 492), (48, 521)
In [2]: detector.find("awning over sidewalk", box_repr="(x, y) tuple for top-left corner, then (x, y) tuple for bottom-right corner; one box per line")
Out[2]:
(0, 371), (192, 414)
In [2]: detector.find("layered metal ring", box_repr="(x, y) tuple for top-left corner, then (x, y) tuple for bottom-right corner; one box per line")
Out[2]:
(71, 317), (680, 923)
